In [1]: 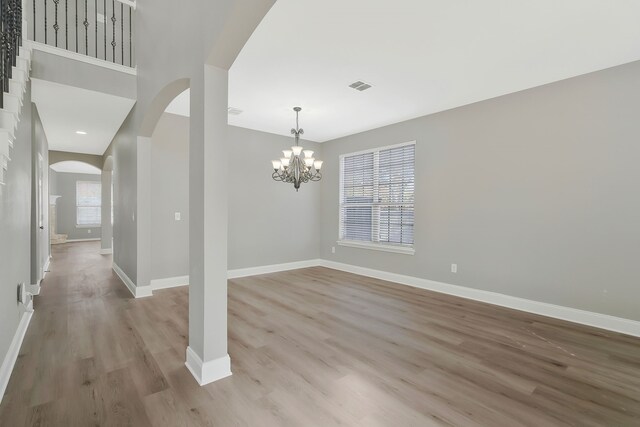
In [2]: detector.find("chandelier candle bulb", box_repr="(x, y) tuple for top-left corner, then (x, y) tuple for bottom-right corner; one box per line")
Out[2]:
(271, 107), (323, 191)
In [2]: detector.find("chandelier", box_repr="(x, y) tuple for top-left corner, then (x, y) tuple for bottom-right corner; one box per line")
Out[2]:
(271, 107), (323, 191)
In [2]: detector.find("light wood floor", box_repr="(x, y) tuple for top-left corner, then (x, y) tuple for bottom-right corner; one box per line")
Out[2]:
(1, 242), (639, 426)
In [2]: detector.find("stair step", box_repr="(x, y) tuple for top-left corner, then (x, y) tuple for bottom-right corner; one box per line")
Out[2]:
(10, 66), (28, 84)
(0, 129), (11, 169)
(1, 93), (22, 116)
(0, 109), (18, 137)
(9, 79), (24, 97)
(15, 56), (30, 72)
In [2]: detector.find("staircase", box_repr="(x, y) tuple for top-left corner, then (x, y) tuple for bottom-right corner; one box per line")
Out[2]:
(0, 0), (32, 188)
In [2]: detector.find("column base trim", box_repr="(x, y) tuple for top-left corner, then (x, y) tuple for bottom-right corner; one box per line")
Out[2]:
(150, 275), (189, 290)
(185, 346), (231, 386)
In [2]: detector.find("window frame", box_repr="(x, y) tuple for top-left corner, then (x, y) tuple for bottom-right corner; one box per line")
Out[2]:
(76, 180), (102, 228)
(338, 141), (416, 255)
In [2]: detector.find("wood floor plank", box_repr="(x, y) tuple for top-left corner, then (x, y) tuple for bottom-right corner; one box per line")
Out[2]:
(1, 241), (639, 426)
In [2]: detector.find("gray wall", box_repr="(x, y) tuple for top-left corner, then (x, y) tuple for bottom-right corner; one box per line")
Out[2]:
(228, 125), (321, 269)
(104, 109), (137, 281)
(50, 151), (105, 171)
(30, 51), (136, 100)
(31, 105), (50, 285)
(148, 114), (322, 278)
(50, 171), (103, 240)
(0, 84), (33, 376)
(320, 60), (640, 322)
(150, 113), (189, 280)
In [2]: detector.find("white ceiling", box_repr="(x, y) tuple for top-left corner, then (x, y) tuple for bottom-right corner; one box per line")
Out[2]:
(228, 0), (640, 142)
(32, 78), (136, 155)
(50, 160), (101, 175)
(165, 89), (190, 117)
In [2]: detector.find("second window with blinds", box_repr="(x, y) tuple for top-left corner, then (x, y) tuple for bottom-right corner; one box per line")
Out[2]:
(76, 180), (102, 227)
(338, 141), (415, 255)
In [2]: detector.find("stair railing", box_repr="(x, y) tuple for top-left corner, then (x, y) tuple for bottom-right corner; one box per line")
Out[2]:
(30, 0), (133, 67)
(1, 0), (23, 109)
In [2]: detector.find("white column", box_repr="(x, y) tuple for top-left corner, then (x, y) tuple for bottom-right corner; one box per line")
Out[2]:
(186, 64), (230, 385)
(136, 136), (153, 295)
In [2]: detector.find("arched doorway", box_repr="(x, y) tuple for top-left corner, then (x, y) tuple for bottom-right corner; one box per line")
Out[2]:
(49, 160), (103, 246)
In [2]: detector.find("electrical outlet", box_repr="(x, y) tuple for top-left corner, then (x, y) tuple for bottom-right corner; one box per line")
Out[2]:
(451, 263), (457, 273)
(175, 212), (181, 221)
(331, 246), (336, 254)
(87, 229), (92, 234)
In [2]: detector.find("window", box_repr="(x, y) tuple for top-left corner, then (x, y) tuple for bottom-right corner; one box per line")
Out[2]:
(339, 141), (415, 254)
(76, 181), (101, 227)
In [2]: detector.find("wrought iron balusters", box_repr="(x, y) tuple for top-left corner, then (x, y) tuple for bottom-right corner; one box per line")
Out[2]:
(53, 0), (59, 46)
(110, 0), (114, 63)
(102, 0), (105, 60)
(94, 0), (96, 57)
(44, 0), (47, 44)
(128, 4), (130, 66)
(26, 0), (134, 67)
(1, 0), (23, 108)
(83, 0), (88, 54)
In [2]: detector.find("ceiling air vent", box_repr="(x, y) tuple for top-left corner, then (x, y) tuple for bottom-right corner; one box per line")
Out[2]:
(227, 107), (243, 115)
(349, 80), (372, 91)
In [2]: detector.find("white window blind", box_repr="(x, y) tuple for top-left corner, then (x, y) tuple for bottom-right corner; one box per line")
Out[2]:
(339, 142), (415, 250)
(76, 181), (102, 226)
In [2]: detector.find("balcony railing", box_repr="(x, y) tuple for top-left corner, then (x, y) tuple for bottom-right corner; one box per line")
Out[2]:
(29, 0), (134, 67)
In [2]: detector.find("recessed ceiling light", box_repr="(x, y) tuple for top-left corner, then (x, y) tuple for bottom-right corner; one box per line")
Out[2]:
(76, 130), (87, 135)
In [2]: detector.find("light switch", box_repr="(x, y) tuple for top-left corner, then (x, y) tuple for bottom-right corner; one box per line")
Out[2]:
(175, 212), (181, 221)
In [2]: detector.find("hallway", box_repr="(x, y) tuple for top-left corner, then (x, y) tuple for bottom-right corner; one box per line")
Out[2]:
(2, 242), (640, 426)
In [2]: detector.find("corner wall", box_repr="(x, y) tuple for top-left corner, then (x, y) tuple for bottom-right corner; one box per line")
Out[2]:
(0, 83), (34, 386)
(320, 60), (640, 322)
(30, 104), (49, 285)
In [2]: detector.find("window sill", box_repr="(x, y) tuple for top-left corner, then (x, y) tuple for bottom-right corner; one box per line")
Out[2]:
(337, 240), (415, 255)
(76, 225), (101, 229)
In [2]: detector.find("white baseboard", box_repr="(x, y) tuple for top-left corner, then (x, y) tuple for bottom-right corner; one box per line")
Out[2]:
(42, 256), (51, 280)
(66, 238), (101, 242)
(99, 248), (112, 255)
(0, 311), (33, 404)
(112, 262), (153, 298)
(319, 260), (640, 338)
(150, 275), (189, 290)
(185, 346), (231, 386)
(228, 259), (322, 279)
